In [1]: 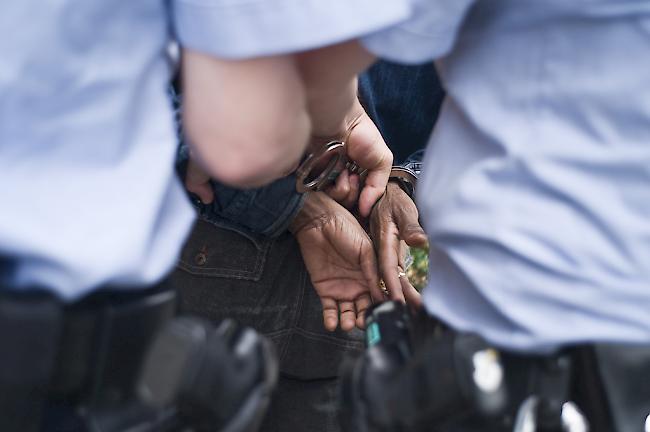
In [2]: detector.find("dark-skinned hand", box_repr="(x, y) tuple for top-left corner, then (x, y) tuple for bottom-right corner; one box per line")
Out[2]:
(290, 192), (379, 331)
(369, 182), (428, 306)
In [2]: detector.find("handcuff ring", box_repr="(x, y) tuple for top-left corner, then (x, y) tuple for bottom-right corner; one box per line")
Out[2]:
(296, 141), (366, 193)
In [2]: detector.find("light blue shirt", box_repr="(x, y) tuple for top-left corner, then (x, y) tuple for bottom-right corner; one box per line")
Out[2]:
(365, 0), (650, 352)
(176, 0), (650, 352)
(0, 1), (195, 300)
(173, 0), (411, 59)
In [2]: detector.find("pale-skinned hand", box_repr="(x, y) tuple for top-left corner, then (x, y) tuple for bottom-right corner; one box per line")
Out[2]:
(184, 156), (214, 204)
(314, 98), (392, 217)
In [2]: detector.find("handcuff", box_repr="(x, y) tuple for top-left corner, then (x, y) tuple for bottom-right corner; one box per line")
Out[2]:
(295, 140), (366, 193)
(388, 166), (418, 199)
(295, 140), (419, 197)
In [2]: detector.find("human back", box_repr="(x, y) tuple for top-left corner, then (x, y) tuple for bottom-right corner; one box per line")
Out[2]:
(418, 0), (650, 351)
(0, 0), (194, 300)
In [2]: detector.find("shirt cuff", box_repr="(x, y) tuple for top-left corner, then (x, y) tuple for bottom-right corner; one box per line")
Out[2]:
(173, 0), (411, 59)
(362, 0), (476, 64)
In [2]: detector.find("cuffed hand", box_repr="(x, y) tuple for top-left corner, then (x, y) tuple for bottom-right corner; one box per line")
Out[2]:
(369, 182), (428, 306)
(291, 192), (379, 331)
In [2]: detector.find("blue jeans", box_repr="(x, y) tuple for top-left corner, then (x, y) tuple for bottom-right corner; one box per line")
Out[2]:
(359, 60), (444, 164)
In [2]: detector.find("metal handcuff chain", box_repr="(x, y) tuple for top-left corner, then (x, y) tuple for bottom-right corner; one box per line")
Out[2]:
(295, 140), (367, 193)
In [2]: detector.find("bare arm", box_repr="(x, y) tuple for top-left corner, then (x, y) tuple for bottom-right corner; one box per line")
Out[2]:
(296, 42), (392, 216)
(295, 41), (375, 136)
(182, 49), (311, 188)
(182, 40), (388, 208)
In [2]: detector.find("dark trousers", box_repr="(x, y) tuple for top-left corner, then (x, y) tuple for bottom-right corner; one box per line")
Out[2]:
(170, 218), (364, 432)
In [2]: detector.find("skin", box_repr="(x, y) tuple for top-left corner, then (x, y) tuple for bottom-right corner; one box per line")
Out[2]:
(183, 40), (389, 212)
(182, 40), (424, 330)
(290, 192), (377, 331)
(290, 181), (428, 331)
(182, 49), (310, 188)
(295, 42), (389, 217)
(369, 182), (428, 306)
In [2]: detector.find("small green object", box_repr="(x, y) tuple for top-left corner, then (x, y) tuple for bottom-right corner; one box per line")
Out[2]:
(366, 322), (381, 347)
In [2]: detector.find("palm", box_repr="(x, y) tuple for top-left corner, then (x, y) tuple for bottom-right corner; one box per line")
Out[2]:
(299, 214), (373, 300)
(294, 198), (378, 331)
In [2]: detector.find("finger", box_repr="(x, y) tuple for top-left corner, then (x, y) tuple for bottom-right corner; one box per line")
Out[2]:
(402, 222), (428, 248)
(369, 280), (384, 304)
(342, 173), (361, 210)
(320, 297), (339, 332)
(327, 171), (360, 210)
(359, 236), (383, 303)
(345, 116), (392, 218)
(338, 301), (357, 332)
(385, 264), (406, 304)
(400, 274), (422, 308)
(358, 165), (391, 218)
(395, 201), (428, 248)
(186, 181), (215, 204)
(354, 294), (372, 329)
(185, 160), (215, 204)
(326, 169), (351, 204)
(378, 232), (405, 303)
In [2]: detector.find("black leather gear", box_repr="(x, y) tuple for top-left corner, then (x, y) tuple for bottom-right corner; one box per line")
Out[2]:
(139, 317), (278, 432)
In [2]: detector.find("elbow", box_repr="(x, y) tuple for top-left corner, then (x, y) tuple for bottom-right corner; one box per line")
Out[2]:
(186, 111), (311, 189)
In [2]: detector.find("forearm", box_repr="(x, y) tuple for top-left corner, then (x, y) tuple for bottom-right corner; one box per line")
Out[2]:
(288, 192), (328, 235)
(295, 41), (376, 137)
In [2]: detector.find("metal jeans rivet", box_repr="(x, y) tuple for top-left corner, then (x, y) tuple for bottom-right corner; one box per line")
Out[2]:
(194, 253), (207, 265)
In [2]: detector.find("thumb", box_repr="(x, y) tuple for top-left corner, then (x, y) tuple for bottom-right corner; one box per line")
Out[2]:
(395, 207), (428, 248)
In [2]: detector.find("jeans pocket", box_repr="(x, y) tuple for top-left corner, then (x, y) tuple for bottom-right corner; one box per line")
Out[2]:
(177, 218), (271, 280)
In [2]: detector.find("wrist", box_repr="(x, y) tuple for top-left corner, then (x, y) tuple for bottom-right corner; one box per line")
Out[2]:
(307, 81), (362, 140)
(388, 165), (419, 199)
(288, 192), (330, 235)
(369, 181), (403, 220)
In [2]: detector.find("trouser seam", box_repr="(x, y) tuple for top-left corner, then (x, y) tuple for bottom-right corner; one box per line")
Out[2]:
(291, 327), (364, 350)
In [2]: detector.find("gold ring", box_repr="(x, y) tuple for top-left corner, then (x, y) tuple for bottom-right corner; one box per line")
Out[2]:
(379, 279), (389, 296)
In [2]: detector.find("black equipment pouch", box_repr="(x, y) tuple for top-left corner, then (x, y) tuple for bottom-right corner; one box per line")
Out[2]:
(573, 344), (650, 432)
(0, 282), (279, 432)
(339, 301), (508, 432)
(138, 317), (279, 432)
(0, 292), (62, 432)
(0, 285), (178, 432)
(339, 301), (650, 432)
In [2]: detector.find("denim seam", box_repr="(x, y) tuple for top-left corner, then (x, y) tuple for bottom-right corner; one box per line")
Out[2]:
(290, 263), (308, 332)
(275, 264), (308, 365)
(265, 328), (292, 339)
(261, 191), (306, 237)
(197, 211), (267, 251)
(291, 327), (364, 350)
(220, 189), (257, 224)
(176, 238), (272, 281)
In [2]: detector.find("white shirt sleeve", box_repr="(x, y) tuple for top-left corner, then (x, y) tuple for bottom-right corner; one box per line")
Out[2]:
(172, 0), (412, 59)
(362, 0), (477, 64)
